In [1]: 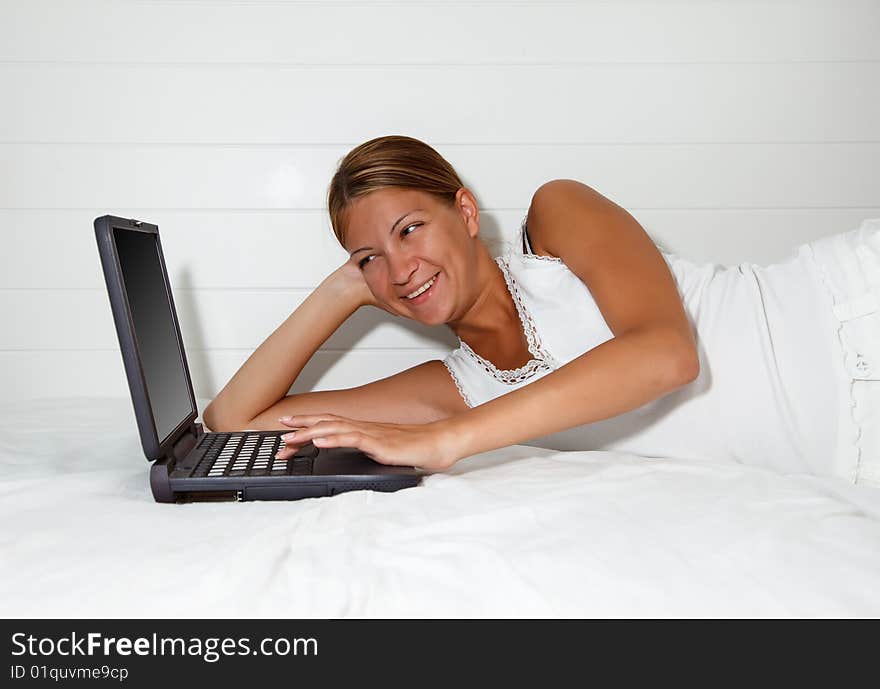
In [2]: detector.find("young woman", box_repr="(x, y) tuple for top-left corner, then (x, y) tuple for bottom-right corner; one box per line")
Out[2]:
(203, 135), (880, 485)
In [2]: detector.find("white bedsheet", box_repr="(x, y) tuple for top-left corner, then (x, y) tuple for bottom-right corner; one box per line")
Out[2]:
(2, 397), (880, 618)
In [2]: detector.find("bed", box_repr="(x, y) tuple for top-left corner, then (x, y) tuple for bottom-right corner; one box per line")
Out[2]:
(3, 396), (879, 618)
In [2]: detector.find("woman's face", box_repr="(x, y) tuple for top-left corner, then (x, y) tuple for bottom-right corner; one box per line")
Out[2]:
(343, 186), (481, 325)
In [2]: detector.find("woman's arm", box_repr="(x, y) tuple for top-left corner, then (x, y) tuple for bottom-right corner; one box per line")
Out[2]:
(202, 261), (371, 431)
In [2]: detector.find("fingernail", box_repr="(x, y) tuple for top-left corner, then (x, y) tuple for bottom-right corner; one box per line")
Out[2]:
(279, 416), (292, 422)
(281, 432), (296, 442)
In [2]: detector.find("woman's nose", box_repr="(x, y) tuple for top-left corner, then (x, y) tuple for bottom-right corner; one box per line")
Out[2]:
(388, 251), (418, 286)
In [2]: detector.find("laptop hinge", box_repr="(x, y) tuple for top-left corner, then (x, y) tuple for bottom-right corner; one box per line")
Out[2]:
(170, 423), (201, 463)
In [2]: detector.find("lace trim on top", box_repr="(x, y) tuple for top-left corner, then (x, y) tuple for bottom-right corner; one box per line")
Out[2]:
(456, 256), (557, 385)
(522, 251), (564, 264)
(442, 359), (475, 408)
(521, 220), (563, 263)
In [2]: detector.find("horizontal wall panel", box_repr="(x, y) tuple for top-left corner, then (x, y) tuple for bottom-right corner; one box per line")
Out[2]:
(1, 288), (460, 351)
(2, 144), (877, 212)
(4, 208), (879, 292)
(2, 1), (878, 63)
(640, 208), (880, 266)
(0, 348), (452, 402)
(2, 62), (878, 144)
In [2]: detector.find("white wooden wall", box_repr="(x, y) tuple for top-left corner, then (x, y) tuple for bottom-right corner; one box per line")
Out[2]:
(2, 0), (878, 403)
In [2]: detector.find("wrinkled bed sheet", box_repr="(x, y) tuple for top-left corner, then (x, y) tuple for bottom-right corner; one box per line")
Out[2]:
(2, 397), (879, 618)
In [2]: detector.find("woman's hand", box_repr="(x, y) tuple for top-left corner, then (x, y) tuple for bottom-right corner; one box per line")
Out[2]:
(329, 259), (381, 310)
(274, 413), (460, 472)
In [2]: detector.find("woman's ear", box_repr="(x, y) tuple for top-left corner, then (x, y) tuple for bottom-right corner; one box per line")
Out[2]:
(456, 187), (480, 239)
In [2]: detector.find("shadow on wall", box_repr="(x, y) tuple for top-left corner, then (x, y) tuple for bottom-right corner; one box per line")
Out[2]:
(324, 309), (459, 350)
(173, 266), (215, 398)
(476, 208), (509, 257)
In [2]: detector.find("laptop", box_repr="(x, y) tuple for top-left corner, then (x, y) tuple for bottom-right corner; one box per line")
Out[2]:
(94, 215), (426, 503)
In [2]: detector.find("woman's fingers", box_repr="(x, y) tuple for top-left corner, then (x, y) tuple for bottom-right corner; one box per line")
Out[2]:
(274, 414), (453, 470)
(275, 415), (386, 460)
(276, 415), (337, 458)
(312, 432), (388, 464)
(275, 430), (317, 459)
(313, 431), (363, 449)
(274, 442), (304, 460)
(284, 419), (354, 445)
(279, 413), (340, 428)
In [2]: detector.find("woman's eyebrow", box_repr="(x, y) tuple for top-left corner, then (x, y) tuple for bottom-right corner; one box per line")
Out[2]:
(349, 209), (424, 256)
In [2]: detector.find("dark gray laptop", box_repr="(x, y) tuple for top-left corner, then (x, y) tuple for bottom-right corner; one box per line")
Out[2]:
(95, 215), (425, 503)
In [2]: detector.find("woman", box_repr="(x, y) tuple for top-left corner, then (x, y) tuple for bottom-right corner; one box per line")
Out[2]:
(203, 135), (880, 485)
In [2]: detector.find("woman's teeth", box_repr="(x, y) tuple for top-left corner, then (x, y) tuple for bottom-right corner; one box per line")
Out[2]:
(405, 275), (437, 299)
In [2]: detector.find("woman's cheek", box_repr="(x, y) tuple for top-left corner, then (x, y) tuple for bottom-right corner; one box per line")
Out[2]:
(365, 273), (390, 303)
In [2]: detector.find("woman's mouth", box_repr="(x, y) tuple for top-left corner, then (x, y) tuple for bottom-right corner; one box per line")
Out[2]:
(403, 273), (439, 305)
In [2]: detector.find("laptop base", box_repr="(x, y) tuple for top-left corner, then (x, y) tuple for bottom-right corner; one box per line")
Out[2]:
(150, 425), (423, 503)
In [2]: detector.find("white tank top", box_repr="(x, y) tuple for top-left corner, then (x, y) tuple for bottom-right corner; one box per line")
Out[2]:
(442, 221), (874, 481)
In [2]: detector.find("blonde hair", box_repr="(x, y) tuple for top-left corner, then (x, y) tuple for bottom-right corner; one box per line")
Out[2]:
(327, 135), (465, 247)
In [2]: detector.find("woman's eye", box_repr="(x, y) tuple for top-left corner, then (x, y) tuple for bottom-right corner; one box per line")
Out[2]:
(357, 224), (420, 269)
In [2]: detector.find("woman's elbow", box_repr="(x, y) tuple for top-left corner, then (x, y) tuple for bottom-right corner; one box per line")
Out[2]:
(202, 403), (219, 432)
(202, 402), (245, 433)
(671, 347), (701, 387)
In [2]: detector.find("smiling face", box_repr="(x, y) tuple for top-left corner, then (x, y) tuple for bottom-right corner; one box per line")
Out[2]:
(342, 186), (483, 325)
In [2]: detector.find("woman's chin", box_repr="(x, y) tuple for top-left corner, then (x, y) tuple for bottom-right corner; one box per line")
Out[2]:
(420, 314), (449, 326)
(403, 306), (448, 326)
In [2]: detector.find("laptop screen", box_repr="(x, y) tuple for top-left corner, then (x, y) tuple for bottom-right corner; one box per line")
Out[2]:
(113, 227), (195, 444)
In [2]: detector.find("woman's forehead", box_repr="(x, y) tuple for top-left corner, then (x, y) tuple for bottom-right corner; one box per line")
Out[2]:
(349, 188), (436, 218)
(345, 189), (439, 240)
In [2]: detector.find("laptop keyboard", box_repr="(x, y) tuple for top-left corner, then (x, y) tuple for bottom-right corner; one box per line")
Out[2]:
(188, 432), (315, 478)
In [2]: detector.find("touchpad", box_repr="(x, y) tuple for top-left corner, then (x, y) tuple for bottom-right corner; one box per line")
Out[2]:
(292, 442), (318, 459)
